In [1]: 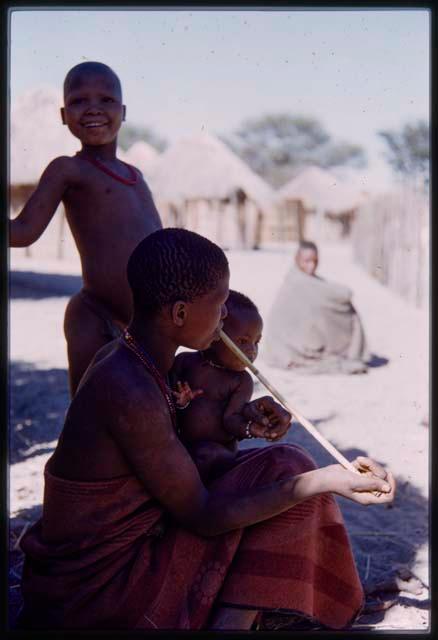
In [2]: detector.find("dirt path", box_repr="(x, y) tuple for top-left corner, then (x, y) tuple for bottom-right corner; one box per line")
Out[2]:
(9, 243), (429, 631)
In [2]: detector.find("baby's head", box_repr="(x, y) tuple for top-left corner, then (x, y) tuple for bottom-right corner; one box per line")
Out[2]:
(208, 290), (263, 372)
(295, 240), (318, 276)
(61, 61), (126, 146)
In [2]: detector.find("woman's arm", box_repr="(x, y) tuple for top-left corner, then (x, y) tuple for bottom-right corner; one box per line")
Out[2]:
(107, 378), (395, 537)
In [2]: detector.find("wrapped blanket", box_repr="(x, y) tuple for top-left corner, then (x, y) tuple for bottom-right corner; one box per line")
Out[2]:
(262, 266), (370, 373)
(20, 444), (364, 630)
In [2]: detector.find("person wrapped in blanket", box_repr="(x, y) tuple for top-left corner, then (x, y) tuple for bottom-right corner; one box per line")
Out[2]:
(19, 229), (395, 632)
(263, 240), (370, 374)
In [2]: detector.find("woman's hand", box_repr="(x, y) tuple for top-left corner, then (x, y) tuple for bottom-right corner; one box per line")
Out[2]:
(321, 456), (396, 505)
(243, 396), (292, 440)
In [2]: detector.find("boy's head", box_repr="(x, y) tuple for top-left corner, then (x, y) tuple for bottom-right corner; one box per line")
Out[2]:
(61, 62), (126, 147)
(127, 228), (229, 350)
(295, 240), (318, 276)
(208, 290), (263, 372)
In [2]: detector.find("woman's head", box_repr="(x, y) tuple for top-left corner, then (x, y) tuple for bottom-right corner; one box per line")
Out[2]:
(295, 240), (318, 276)
(127, 228), (230, 349)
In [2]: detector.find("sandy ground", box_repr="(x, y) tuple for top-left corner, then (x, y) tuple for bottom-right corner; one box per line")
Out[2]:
(8, 242), (430, 631)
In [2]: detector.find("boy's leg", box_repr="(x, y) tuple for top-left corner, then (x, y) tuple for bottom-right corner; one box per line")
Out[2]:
(63, 291), (120, 396)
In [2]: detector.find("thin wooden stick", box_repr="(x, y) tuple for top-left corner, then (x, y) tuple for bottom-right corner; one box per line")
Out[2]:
(220, 329), (358, 473)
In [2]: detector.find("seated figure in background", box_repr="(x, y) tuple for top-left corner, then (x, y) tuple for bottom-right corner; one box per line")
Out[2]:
(263, 240), (370, 374)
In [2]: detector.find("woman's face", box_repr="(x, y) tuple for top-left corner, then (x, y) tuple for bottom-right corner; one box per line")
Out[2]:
(296, 248), (318, 276)
(181, 272), (230, 350)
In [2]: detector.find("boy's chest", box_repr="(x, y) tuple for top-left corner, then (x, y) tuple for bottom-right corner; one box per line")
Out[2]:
(66, 167), (155, 211)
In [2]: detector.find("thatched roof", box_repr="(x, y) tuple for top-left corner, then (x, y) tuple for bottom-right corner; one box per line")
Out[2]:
(122, 141), (159, 180)
(151, 132), (273, 209)
(275, 165), (366, 214)
(10, 86), (80, 185)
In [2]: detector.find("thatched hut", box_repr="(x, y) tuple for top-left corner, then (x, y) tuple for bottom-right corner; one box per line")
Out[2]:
(150, 132), (274, 249)
(274, 165), (367, 242)
(10, 86), (80, 260)
(122, 141), (159, 183)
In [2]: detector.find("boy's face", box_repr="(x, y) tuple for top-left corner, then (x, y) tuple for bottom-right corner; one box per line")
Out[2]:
(61, 71), (125, 147)
(210, 307), (263, 372)
(295, 248), (318, 276)
(178, 273), (230, 351)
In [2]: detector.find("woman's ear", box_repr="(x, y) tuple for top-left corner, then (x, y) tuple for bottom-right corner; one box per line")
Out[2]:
(172, 301), (187, 327)
(122, 105), (126, 121)
(60, 107), (66, 125)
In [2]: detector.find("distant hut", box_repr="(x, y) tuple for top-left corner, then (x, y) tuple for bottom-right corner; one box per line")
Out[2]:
(275, 165), (367, 242)
(10, 86), (80, 260)
(151, 132), (274, 249)
(122, 140), (159, 183)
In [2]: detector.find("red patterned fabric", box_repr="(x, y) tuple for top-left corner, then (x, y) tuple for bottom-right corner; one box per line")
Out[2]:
(20, 444), (364, 630)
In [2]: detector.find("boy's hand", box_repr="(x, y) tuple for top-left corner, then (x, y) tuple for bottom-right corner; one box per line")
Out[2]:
(172, 381), (203, 408)
(243, 396), (292, 440)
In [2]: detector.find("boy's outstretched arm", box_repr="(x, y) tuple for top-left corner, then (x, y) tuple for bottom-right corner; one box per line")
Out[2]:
(9, 156), (73, 247)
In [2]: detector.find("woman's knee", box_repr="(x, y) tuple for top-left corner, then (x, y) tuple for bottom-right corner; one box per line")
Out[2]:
(264, 443), (318, 475)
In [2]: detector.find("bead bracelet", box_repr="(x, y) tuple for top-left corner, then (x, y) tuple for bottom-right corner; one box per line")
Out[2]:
(244, 420), (254, 439)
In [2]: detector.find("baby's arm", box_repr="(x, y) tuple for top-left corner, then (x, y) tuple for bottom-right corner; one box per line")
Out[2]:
(222, 372), (255, 440)
(9, 156), (73, 247)
(170, 352), (203, 408)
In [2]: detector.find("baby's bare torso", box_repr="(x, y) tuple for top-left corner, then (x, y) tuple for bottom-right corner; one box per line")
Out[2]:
(173, 352), (244, 449)
(63, 156), (162, 324)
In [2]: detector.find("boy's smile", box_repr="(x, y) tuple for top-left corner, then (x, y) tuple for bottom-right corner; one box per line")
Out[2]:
(61, 72), (125, 147)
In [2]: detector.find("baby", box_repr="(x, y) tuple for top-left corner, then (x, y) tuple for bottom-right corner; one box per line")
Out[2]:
(171, 290), (280, 481)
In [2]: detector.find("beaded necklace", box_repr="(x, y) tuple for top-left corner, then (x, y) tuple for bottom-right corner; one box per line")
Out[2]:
(201, 350), (227, 370)
(76, 152), (138, 186)
(122, 329), (177, 430)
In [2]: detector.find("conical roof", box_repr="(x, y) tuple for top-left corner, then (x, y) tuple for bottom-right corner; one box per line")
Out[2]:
(151, 132), (273, 208)
(10, 86), (80, 185)
(276, 165), (366, 213)
(123, 141), (159, 180)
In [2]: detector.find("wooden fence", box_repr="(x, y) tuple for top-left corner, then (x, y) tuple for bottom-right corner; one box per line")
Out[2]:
(351, 186), (429, 308)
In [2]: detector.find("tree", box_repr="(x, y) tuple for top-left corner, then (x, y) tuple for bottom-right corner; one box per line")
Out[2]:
(222, 114), (367, 187)
(118, 123), (167, 152)
(378, 120), (429, 186)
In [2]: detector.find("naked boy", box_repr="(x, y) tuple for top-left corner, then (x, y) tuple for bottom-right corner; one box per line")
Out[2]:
(9, 62), (162, 394)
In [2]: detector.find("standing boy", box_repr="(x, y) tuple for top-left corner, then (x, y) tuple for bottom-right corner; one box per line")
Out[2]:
(9, 61), (162, 394)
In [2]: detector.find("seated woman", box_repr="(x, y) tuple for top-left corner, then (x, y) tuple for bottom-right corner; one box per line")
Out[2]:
(263, 240), (370, 374)
(18, 229), (395, 631)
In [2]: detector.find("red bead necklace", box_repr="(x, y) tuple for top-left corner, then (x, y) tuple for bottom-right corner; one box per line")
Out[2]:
(122, 329), (177, 430)
(77, 153), (138, 186)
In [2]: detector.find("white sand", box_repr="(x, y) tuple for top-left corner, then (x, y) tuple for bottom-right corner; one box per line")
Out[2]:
(9, 243), (430, 630)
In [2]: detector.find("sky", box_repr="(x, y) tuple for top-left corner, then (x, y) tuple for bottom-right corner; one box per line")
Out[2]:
(8, 7), (430, 189)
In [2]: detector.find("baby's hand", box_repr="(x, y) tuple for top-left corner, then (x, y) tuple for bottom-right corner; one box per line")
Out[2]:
(172, 381), (203, 408)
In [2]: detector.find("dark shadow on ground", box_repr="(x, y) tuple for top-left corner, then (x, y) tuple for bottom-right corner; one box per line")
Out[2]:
(9, 362), (69, 464)
(242, 422), (429, 628)
(9, 270), (81, 300)
(367, 353), (390, 368)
